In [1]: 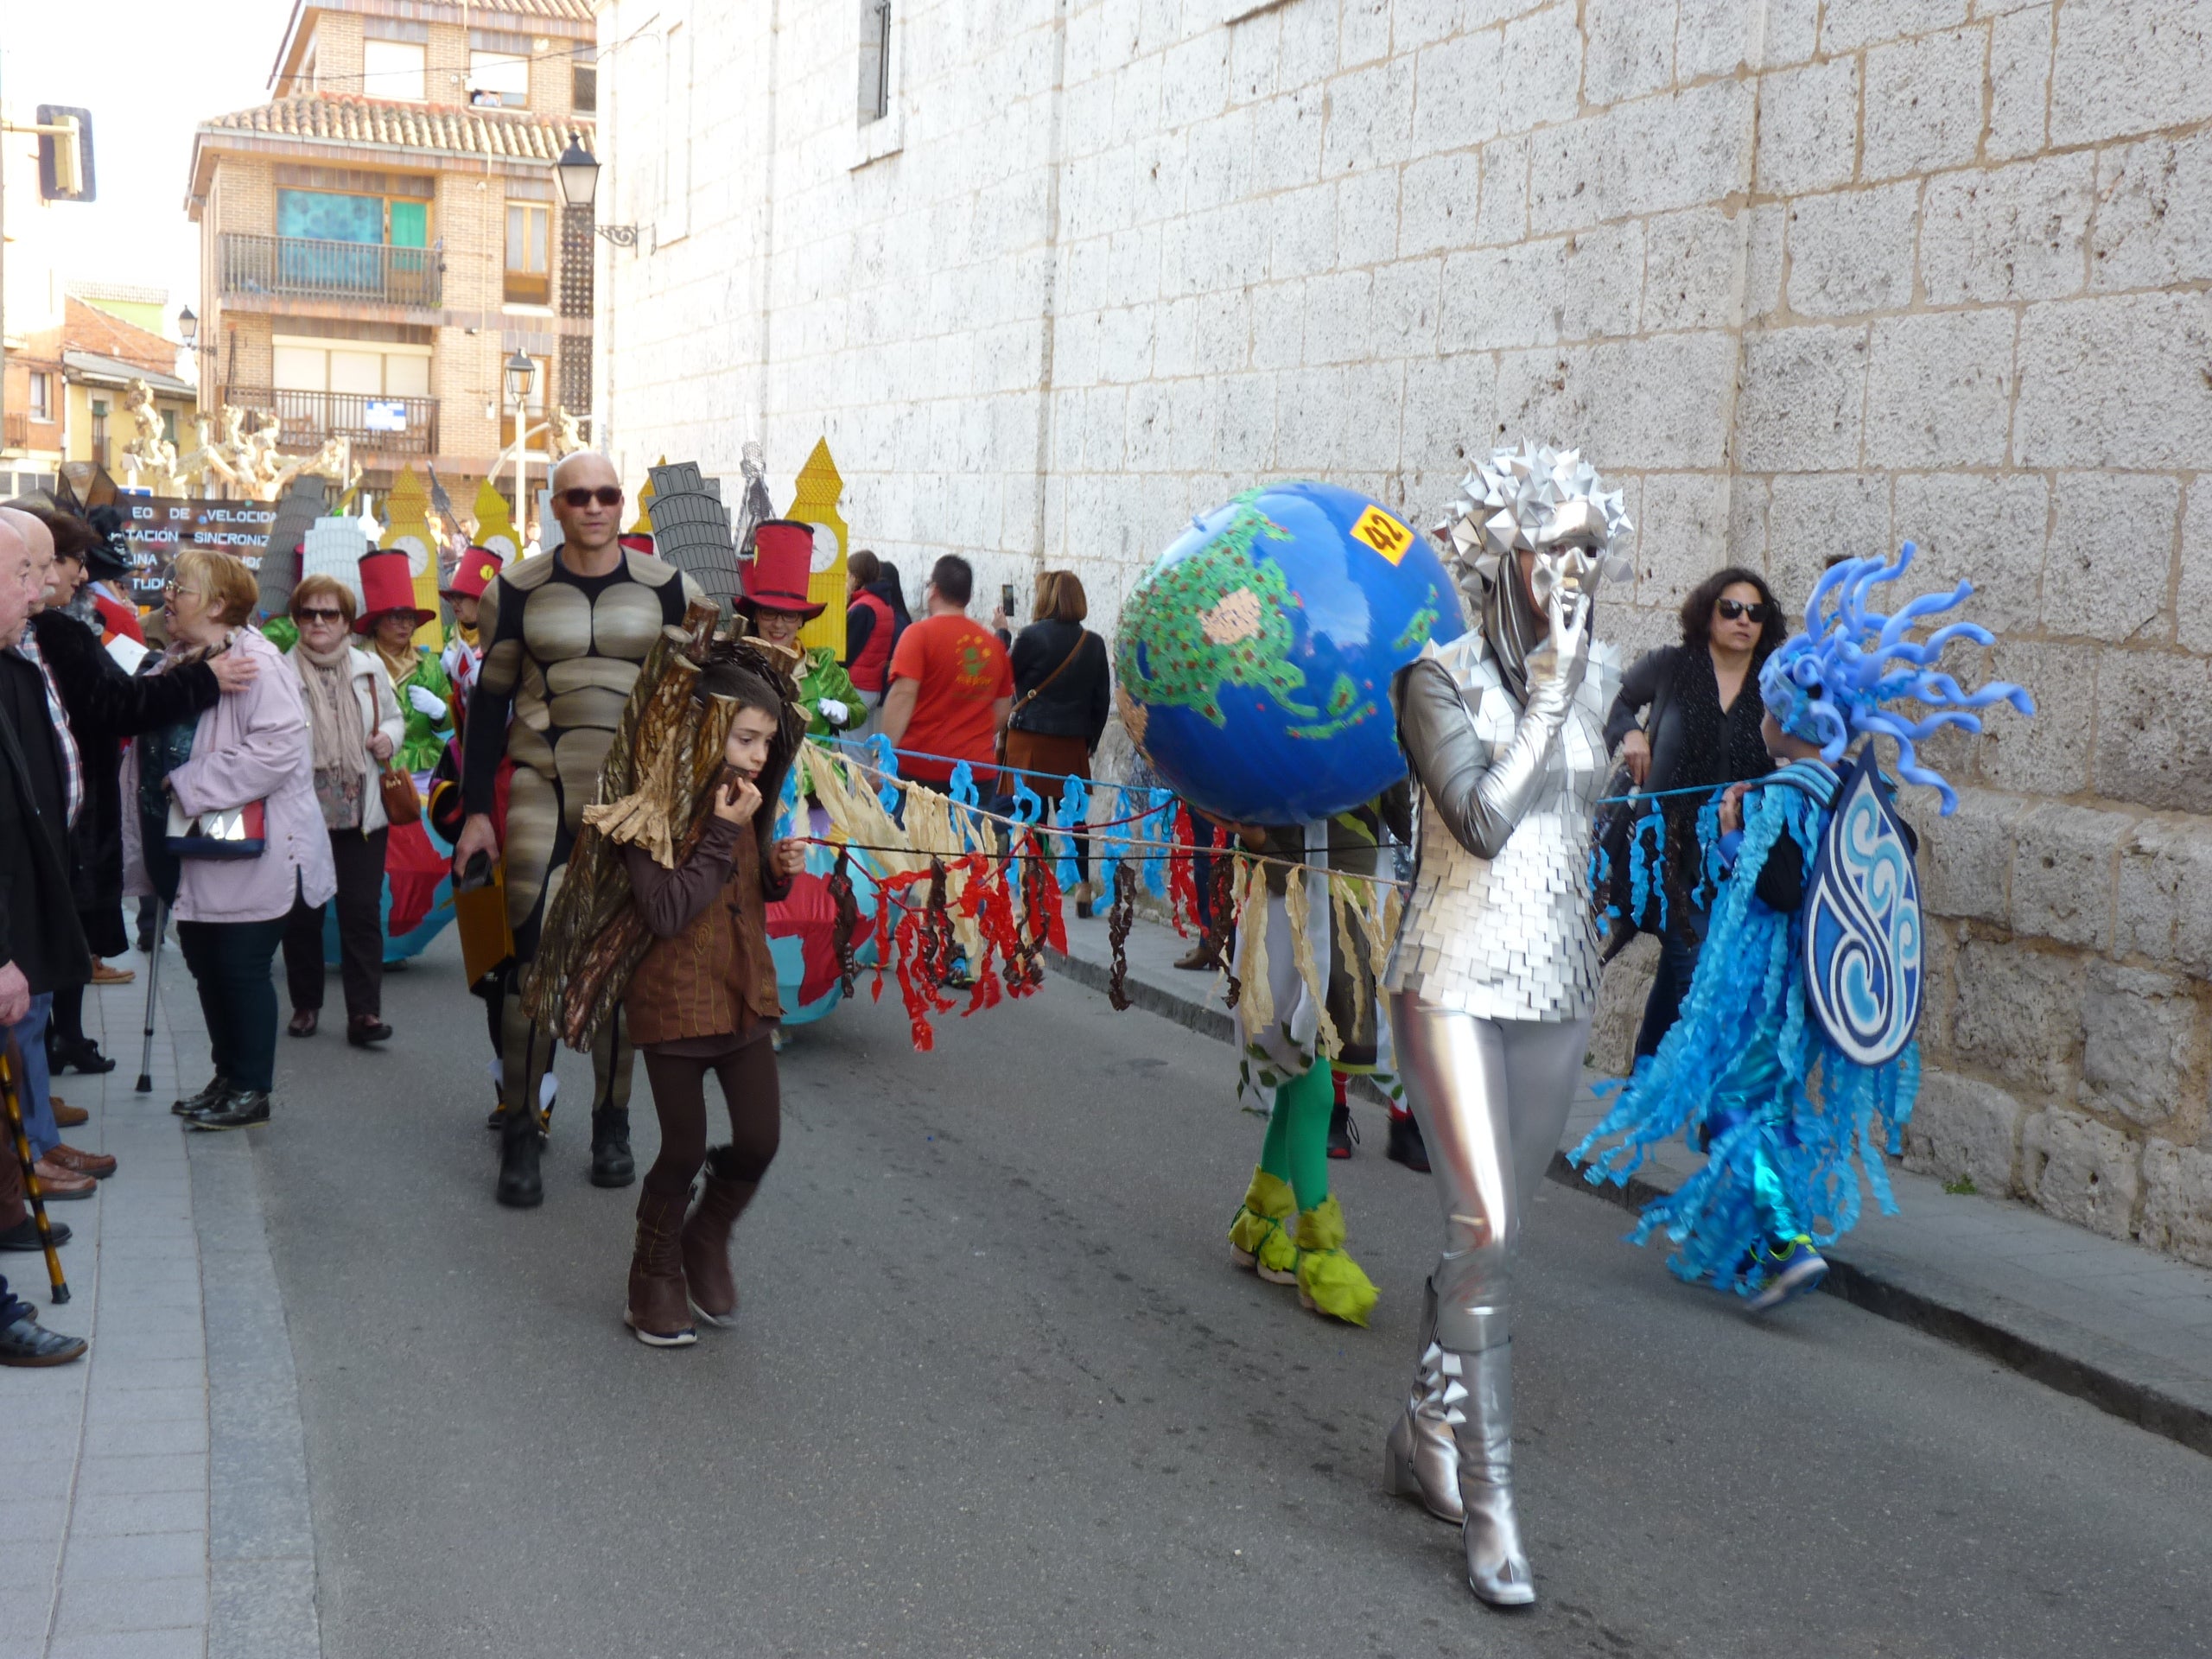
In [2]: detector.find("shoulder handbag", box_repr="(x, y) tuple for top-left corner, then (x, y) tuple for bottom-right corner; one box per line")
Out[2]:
(165, 798), (268, 860)
(995, 631), (1096, 772)
(379, 764), (422, 826)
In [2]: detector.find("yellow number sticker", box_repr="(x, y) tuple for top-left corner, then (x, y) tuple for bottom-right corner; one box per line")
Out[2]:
(1350, 505), (1414, 564)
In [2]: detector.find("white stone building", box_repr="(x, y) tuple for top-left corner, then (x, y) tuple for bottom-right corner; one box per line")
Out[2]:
(588, 0), (2212, 1263)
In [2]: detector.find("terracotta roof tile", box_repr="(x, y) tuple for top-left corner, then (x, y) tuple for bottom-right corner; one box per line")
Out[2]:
(200, 93), (590, 162)
(461, 0), (595, 19)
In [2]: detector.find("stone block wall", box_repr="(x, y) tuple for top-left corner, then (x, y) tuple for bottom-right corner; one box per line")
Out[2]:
(594, 0), (2212, 1262)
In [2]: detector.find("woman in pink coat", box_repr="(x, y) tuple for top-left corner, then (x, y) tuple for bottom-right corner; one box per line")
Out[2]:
(122, 550), (334, 1130)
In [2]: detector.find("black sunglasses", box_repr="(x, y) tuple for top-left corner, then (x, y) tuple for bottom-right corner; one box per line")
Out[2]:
(296, 607), (346, 623)
(558, 486), (624, 508)
(1715, 598), (1769, 621)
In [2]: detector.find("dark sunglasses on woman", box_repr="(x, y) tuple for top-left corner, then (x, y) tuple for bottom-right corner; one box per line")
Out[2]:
(296, 607), (346, 624)
(1715, 598), (1768, 621)
(558, 486), (625, 508)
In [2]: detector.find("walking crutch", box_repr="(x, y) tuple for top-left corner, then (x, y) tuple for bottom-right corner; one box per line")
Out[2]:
(1, 1039), (69, 1304)
(134, 899), (169, 1095)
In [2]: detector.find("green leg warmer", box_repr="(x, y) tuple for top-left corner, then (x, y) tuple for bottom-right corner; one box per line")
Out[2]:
(1262, 1063), (1337, 1214)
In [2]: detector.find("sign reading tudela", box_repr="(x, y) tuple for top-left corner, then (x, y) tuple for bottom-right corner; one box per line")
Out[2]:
(117, 499), (277, 600)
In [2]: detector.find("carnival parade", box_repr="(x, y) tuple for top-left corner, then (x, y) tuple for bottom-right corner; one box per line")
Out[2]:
(6, 3), (2212, 1652)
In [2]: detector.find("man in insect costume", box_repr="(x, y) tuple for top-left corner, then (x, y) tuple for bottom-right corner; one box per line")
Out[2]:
(1572, 544), (2032, 1310)
(453, 454), (705, 1208)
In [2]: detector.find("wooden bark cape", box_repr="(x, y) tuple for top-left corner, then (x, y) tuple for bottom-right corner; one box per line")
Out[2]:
(520, 600), (806, 1050)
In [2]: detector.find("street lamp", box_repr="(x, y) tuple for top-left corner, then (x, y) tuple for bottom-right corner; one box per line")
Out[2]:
(554, 137), (638, 247)
(505, 349), (536, 547)
(178, 307), (197, 346)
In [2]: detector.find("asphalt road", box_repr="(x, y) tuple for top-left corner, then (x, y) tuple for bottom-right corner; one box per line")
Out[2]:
(250, 925), (2212, 1659)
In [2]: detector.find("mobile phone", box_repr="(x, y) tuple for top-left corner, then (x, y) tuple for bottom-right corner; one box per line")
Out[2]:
(1001, 583), (1017, 619)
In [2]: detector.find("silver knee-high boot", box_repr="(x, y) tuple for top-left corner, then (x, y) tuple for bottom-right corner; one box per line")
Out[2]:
(1452, 1341), (1534, 1606)
(1383, 1276), (1465, 1523)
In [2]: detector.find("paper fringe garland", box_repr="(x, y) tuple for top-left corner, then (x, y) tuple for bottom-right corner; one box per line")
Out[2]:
(793, 739), (1401, 1055)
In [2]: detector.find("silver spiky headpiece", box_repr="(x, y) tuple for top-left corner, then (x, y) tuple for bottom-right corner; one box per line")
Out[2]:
(1433, 440), (1633, 603)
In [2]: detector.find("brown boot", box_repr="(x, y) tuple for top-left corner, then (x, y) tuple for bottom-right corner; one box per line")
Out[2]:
(680, 1149), (759, 1328)
(623, 1186), (696, 1348)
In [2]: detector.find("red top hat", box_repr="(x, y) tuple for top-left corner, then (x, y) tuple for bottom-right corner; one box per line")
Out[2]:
(442, 546), (502, 601)
(740, 520), (825, 620)
(355, 549), (436, 633)
(619, 531), (655, 556)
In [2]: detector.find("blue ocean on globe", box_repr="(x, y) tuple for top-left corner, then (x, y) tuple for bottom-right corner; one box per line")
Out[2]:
(1114, 480), (1468, 825)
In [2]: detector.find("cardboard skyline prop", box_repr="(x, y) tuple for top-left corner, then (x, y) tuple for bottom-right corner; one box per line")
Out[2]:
(786, 438), (848, 658)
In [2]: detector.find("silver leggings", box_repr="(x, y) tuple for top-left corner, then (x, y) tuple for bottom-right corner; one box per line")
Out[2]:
(1390, 995), (1592, 1352)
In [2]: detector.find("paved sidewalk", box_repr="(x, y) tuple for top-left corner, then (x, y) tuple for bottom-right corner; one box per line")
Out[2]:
(1052, 908), (2212, 1457)
(1, 947), (320, 1659)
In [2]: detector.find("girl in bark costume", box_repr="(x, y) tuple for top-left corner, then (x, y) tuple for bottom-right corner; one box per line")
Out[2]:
(526, 627), (809, 1345)
(1378, 442), (1627, 1609)
(1572, 545), (2032, 1309)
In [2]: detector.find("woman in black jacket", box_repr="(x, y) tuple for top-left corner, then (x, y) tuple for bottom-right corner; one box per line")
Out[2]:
(1603, 565), (1786, 1058)
(991, 570), (1112, 915)
(23, 507), (242, 1072)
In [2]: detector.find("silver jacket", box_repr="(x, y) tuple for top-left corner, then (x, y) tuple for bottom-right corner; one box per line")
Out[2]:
(1383, 629), (1620, 1023)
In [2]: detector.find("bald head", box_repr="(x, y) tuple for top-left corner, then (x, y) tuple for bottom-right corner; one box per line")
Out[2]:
(0, 517), (35, 648)
(549, 450), (624, 564)
(0, 508), (55, 622)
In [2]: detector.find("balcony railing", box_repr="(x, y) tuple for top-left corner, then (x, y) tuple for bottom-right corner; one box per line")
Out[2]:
(219, 233), (443, 308)
(227, 388), (439, 457)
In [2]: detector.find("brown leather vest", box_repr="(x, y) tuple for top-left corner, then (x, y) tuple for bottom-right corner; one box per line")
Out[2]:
(625, 829), (783, 1046)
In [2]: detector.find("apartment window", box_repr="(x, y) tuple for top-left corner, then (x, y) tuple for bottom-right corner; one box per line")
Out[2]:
(28, 372), (53, 422)
(858, 1), (893, 123)
(90, 399), (109, 467)
(470, 50), (530, 108)
(162, 408), (178, 447)
(505, 202), (551, 306)
(273, 337), (432, 397)
(364, 39), (427, 102)
(572, 50), (597, 113)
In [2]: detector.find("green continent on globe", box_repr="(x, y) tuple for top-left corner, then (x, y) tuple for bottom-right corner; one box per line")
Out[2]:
(1116, 505), (1317, 727)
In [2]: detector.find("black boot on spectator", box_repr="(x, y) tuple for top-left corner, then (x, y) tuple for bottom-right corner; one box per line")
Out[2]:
(0, 1217), (72, 1250)
(172, 1075), (231, 1118)
(1386, 1113), (1432, 1174)
(1327, 1103), (1357, 1161)
(0, 1308), (87, 1367)
(47, 1035), (116, 1076)
(497, 1109), (544, 1208)
(189, 1090), (271, 1131)
(590, 1108), (636, 1188)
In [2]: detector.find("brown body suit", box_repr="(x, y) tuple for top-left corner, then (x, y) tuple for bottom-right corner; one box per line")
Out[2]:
(463, 547), (704, 1127)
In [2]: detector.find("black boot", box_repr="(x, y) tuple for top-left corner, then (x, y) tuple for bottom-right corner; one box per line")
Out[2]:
(1387, 1113), (1431, 1173)
(1327, 1102), (1357, 1160)
(171, 1075), (230, 1117)
(589, 1108), (635, 1188)
(47, 1035), (116, 1076)
(496, 1108), (543, 1208)
(188, 1090), (271, 1131)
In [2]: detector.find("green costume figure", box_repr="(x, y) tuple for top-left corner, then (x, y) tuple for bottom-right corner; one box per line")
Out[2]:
(356, 550), (454, 772)
(736, 521), (857, 740)
(792, 643), (861, 740)
(1224, 817), (1383, 1326)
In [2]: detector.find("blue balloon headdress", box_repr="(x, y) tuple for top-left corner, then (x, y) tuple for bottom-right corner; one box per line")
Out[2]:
(1756, 543), (2035, 816)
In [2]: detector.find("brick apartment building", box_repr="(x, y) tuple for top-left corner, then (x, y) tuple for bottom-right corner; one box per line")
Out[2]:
(2, 292), (195, 499)
(185, 0), (597, 517)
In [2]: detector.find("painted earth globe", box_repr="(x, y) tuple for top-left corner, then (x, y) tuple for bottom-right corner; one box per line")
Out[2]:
(1115, 480), (1468, 825)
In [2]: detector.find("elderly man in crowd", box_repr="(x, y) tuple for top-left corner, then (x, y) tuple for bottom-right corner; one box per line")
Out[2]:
(0, 505), (118, 1202)
(0, 511), (90, 1363)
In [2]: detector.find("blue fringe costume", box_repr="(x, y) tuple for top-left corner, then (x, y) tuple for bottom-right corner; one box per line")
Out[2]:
(1570, 543), (2031, 1301)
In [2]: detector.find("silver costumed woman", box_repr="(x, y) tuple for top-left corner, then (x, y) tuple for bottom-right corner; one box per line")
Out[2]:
(1380, 442), (1628, 1607)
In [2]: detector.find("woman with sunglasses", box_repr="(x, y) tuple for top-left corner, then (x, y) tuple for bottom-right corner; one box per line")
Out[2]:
(278, 575), (405, 1045)
(1603, 566), (1788, 1058)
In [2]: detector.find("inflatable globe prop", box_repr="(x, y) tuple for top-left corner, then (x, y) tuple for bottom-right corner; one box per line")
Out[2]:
(1114, 481), (1468, 825)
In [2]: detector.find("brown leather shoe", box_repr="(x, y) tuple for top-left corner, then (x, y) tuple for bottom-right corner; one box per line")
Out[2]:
(47, 1144), (118, 1180)
(51, 1097), (88, 1128)
(288, 1009), (319, 1038)
(1173, 934), (1222, 971)
(680, 1151), (760, 1327)
(624, 1187), (696, 1347)
(30, 1160), (95, 1200)
(90, 959), (135, 985)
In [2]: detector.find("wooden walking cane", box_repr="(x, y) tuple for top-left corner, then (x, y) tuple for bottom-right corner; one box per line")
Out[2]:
(135, 899), (168, 1094)
(0, 1039), (69, 1304)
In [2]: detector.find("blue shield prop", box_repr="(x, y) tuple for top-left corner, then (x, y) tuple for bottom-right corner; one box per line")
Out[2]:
(1800, 747), (1923, 1066)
